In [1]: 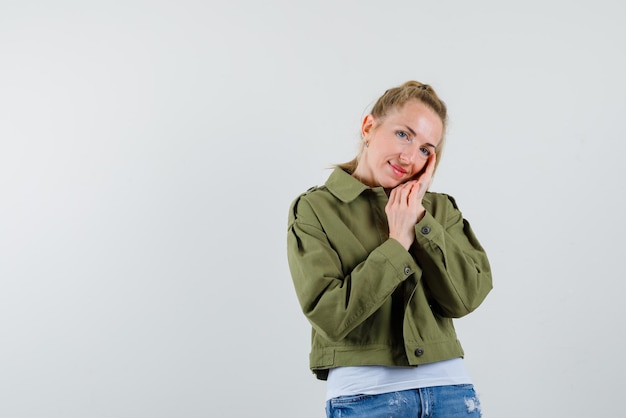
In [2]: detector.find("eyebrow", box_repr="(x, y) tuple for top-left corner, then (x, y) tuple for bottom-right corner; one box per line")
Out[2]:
(403, 125), (437, 149)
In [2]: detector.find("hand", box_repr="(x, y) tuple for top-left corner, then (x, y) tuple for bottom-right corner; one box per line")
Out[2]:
(385, 153), (436, 250)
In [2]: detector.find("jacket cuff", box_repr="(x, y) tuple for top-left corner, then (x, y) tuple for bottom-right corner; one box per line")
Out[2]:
(377, 238), (421, 281)
(414, 211), (444, 249)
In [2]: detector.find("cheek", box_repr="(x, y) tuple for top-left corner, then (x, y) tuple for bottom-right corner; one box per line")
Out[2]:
(379, 141), (402, 158)
(413, 160), (427, 174)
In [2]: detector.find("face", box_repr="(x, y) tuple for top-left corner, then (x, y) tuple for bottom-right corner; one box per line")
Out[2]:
(354, 100), (443, 189)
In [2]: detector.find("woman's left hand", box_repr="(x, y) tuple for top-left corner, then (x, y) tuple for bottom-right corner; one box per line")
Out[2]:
(386, 153), (436, 250)
(410, 152), (436, 208)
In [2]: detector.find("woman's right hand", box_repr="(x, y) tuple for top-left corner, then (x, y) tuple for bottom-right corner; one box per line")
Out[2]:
(386, 181), (422, 250)
(385, 154), (436, 250)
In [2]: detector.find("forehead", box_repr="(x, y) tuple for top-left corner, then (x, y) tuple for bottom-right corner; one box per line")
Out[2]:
(383, 100), (443, 143)
(387, 100), (440, 120)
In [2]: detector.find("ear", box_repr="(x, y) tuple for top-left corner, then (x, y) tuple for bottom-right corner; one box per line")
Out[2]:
(361, 114), (375, 137)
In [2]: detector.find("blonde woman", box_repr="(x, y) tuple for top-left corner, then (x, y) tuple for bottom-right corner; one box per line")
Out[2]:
(287, 81), (493, 417)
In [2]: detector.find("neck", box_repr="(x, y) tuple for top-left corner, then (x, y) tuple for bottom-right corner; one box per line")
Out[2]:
(351, 166), (372, 187)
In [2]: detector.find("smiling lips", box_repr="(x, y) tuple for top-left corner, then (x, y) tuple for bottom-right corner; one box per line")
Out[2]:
(389, 162), (408, 178)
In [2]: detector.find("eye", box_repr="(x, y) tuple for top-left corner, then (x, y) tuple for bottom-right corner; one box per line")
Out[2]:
(395, 130), (410, 141)
(420, 147), (431, 156)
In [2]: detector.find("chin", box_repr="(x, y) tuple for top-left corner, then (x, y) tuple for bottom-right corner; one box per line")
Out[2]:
(382, 180), (402, 188)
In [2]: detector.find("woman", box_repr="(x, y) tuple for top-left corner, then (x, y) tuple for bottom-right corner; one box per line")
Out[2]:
(287, 81), (492, 417)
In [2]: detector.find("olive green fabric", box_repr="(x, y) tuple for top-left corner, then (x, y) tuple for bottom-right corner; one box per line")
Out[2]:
(287, 168), (493, 380)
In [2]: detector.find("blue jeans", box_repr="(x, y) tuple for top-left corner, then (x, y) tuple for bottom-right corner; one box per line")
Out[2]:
(325, 385), (481, 417)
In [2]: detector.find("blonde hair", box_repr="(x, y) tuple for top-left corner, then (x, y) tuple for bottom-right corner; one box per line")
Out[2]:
(337, 80), (448, 173)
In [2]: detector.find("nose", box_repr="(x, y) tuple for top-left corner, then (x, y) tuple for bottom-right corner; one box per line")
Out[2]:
(399, 145), (419, 164)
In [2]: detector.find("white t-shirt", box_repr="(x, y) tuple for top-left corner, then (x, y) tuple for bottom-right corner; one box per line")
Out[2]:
(326, 358), (472, 401)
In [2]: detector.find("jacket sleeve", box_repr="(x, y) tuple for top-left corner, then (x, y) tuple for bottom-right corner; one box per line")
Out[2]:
(287, 195), (419, 342)
(411, 194), (493, 318)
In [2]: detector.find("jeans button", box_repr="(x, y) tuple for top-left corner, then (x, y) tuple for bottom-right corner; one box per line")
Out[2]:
(415, 348), (424, 357)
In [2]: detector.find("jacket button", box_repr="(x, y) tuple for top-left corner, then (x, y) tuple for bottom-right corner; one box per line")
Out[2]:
(421, 226), (431, 234)
(404, 266), (411, 275)
(415, 348), (424, 357)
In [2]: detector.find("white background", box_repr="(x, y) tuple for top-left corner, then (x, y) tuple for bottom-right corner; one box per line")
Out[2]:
(1, 1), (624, 417)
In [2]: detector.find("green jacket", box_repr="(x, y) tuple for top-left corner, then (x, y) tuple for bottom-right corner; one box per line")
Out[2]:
(287, 168), (492, 380)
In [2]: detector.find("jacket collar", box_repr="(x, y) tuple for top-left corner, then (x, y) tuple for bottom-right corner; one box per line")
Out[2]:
(325, 167), (433, 206)
(325, 167), (380, 203)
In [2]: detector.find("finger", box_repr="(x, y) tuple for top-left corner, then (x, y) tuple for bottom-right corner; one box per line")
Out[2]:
(403, 182), (415, 204)
(410, 181), (426, 203)
(396, 184), (411, 206)
(390, 183), (412, 206)
(423, 153), (437, 179)
(417, 180), (428, 197)
(404, 182), (420, 202)
(388, 186), (403, 206)
(416, 154), (436, 193)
